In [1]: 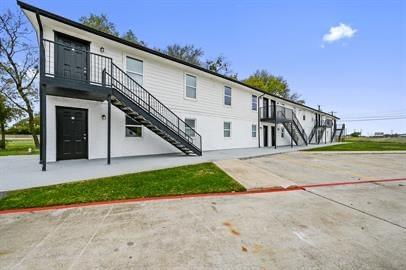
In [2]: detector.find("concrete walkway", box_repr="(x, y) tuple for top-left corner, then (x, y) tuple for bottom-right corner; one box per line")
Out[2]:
(0, 144), (336, 191)
(215, 159), (297, 190)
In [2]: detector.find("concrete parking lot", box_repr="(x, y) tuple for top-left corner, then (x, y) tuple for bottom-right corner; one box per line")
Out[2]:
(217, 152), (406, 189)
(1, 152), (405, 269)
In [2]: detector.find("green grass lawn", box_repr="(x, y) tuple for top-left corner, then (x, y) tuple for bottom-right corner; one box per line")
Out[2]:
(0, 162), (245, 210)
(0, 139), (39, 156)
(307, 137), (406, 151)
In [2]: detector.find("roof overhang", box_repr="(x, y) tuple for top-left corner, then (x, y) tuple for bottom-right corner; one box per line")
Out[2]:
(17, 0), (339, 119)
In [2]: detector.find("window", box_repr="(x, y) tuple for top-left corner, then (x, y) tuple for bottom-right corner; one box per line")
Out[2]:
(224, 122), (231, 137)
(185, 118), (196, 137)
(303, 114), (306, 121)
(224, 86), (232, 106)
(251, 95), (257, 111)
(281, 127), (285, 138)
(126, 57), (143, 85)
(252, 124), (257, 137)
(185, 74), (197, 99)
(125, 116), (142, 137)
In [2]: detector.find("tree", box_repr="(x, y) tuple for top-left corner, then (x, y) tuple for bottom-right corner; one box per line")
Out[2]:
(6, 114), (39, 135)
(80, 14), (147, 46)
(0, 95), (12, 148)
(206, 55), (238, 78)
(0, 10), (40, 148)
(243, 70), (305, 104)
(121, 30), (146, 46)
(79, 13), (119, 36)
(162, 44), (204, 66)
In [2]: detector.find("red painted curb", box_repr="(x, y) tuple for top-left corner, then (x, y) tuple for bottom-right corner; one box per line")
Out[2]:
(0, 187), (302, 215)
(0, 177), (404, 216)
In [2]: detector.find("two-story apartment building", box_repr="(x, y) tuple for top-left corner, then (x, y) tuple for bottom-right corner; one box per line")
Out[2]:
(18, 1), (343, 171)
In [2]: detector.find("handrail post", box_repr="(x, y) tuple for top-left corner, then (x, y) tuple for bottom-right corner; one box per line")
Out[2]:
(102, 68), (106, 86)
(148, 95), (151, 113)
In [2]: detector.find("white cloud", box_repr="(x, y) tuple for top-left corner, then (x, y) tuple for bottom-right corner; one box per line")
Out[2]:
(323, 23), (357, 43)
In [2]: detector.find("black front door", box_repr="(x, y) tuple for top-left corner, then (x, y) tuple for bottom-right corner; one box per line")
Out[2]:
(263, 98), (269, 118)
(263, 126), (269, 147)
(271, 126), (276, 146)
(56, 107), (88, 160)
(55, 33), (89, 81)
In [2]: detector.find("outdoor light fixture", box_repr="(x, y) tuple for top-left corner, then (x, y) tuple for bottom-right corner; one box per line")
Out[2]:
(101, 114), (106, 120)
(100, 46), (105, 53)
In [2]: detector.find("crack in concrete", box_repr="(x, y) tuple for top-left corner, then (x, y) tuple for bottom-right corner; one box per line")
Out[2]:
(67, 206), (113, 270)
(305, 189), (406, 230)
(11, 209), (73, 270)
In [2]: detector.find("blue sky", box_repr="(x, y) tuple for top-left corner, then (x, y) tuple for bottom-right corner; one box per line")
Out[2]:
(3, 0), (405, 135)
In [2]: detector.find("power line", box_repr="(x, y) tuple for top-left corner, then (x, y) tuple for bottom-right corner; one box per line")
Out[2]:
(342, 114), (406, 120)
(342, 116), (406, 122)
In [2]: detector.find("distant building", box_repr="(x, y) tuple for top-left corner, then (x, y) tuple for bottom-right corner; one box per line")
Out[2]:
(373, 132), (384, 137)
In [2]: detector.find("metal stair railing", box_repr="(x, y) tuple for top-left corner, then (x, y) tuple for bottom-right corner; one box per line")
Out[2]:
(43, 39), (113, 86)
(275, 105), (307, 145)
(308, 125), (317, 143)
(106, 64), (202, 154)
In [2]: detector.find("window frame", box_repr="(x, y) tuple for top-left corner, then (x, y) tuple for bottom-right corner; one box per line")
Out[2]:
(184, 73), (197, 100)
(252, 124), (257, 138)
(125, 116), (143, 138)
(224, 86), (232, 106)
(251, 95), (257, 111)
(184, 118), (196, 138)
(223, 121), (232, 138)
(126, 56), (144, 85)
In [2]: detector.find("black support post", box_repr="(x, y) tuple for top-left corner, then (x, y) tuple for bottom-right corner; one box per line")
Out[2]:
(107, 94), (111, 165)
(40, 84), (47, 171)
(274, 123), (277, 149)
(36, 12), (46, 171)
(290, 123), (293, 148)
(258, 102), (261, 148)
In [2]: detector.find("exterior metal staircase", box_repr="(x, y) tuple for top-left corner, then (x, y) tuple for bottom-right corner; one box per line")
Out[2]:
(105, 64), (202, 155)
(316, 126), (326, 143)
(332, 124), (345, 142)
(308, 125), (317, 144)
(42, 38), (202, 156)
(276, 106), (308, 146)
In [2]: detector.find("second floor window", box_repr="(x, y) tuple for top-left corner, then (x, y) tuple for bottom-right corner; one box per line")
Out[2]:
(185, 74), (197, 99)
(224, 86), (232, 106)
(303, 115), (306, 121)
(126, 57), (143, 85)
(252, 95), (257, 111)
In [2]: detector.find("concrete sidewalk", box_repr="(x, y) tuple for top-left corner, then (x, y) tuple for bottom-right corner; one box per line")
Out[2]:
(215, 159), (297, 190)
(0, 144), (335, 191)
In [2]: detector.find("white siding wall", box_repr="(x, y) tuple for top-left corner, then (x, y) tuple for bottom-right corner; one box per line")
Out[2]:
(46, 96), (178, 162)
(28, 14), (337, 160)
